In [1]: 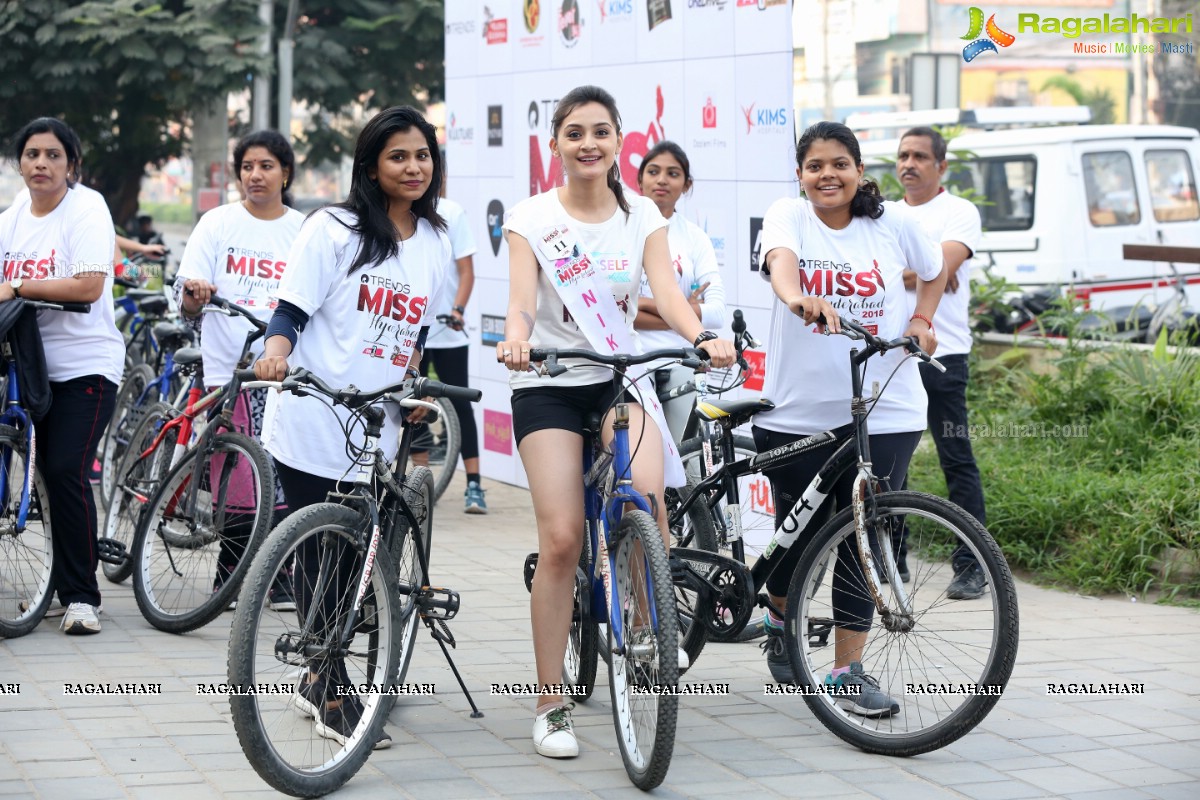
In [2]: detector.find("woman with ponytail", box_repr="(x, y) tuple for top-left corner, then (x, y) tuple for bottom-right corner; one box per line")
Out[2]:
(497, 85), (734, 758)
(752, 120), (945, 715)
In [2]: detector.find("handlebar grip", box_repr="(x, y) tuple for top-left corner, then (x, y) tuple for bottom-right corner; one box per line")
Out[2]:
(50, 302), (92, 313)
(440, 384), (483, 402)
(528, 348), (550, 362)
(114, 276), (139, 289)
(731, 308), (746, 334)
(415, 377), (482, 402)
(234, 368), (259, 383)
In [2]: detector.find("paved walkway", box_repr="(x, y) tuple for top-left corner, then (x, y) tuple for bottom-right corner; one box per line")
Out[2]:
(2, 476), (1198, 799)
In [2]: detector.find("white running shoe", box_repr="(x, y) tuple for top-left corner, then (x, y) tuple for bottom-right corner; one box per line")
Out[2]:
(532, 703), (579, 758)
(61, 603), (102, 635)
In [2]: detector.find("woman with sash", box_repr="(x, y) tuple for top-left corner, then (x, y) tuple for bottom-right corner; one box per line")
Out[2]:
(497, 85), (735, 759)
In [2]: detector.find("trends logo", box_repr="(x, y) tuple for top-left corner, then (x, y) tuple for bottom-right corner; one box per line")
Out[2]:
(740, 103), (789, 135)
(961, 7), (1015, 62)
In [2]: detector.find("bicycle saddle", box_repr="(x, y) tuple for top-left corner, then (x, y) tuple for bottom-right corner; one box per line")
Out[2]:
(153, 322), (196, 352)
(695, 398), (776, 429)
(126, 289), (162, 300)
(136, 295), (171, 316)
(173, 347), (204, 369)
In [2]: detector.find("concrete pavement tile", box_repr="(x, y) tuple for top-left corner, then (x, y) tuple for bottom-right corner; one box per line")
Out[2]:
(1123, 742), (1200, 770)
(1047, 714), (1146, 738)
(953, 780), (1058, 800)
(4, 738), (94, 761)
(938, 732), (1040, 761)
(0, 710), (64, 731)
(1060, 790), (1154, 800)
(166, 734), (247, 755)
(418, 729), (521, 757)
(69, 714), (157, 738)
(371, 752), (469, 782)
(1093, 733), (1172, 747)
(753, 773), (864, 796)
(1005, 765), (1120, 794)
(1057, 748), (1162, 773)
(1006, 734), (1110, 754)
(1142, 781), (1200, 799)
(594, 786), (688, 800)
(854, 780), (963, 800)
(1104, 767), (1197, 787)
(896, 760), (1011, 784)
(474, 764), (587, 793)
(35, 777), (127, 800)
(0, 781), (33, 798)
(1155, 725), (1200, 742)
(203, 769), (278, 793)
(97, 745), (195, 775)
(119, 771), (211, 787)
(393, 778), (497, 798)
(128, 785), (225, 800)
(981, 717), (1080, 741)
(19, 759), (109, 781)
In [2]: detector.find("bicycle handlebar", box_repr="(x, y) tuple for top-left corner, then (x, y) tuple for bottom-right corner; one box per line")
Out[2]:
(201, 295), (269, 333)
(232, 367), (483, 408)
(25, 299), (91, 314)
(526, 346), (708, 378)
(825, 314), (945, 373)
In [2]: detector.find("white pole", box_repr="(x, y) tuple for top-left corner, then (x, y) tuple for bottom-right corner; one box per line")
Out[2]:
(277, 0), (300, 138)
(252, 0), (273, 130)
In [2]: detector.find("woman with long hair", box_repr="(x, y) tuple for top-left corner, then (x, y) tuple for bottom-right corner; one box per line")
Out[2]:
(497, 86), (735, 758)
(254, 106), (451, 748)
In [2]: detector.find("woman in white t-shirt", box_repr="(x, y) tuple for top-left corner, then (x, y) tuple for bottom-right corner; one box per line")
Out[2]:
(174, 130), (304, 608)
(497, 85), (735, 759)
(754, 121), (945, 716)
(253, 106), (450, 749)
(0, 117), (125, 635)
(634, 140), (727, 442)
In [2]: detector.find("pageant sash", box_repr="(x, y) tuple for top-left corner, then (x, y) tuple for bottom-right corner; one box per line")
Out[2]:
(532, 222), (686, 488)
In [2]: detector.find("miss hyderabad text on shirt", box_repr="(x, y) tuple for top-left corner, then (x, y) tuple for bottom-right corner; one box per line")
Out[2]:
(358, 282), (428, 324)
(4, 252), (114, 280)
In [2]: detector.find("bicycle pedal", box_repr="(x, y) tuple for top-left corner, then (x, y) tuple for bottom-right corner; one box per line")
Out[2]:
(96, 537), (128, 566)
(807, 616), (834, 648)
(418, 586), (460, 620)
(523, 552), (538, 593)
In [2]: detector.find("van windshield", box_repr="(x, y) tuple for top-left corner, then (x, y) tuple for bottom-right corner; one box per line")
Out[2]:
(866, 156), (1036, 232)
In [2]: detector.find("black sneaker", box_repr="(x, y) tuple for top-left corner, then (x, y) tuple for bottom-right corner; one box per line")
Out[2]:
(760, 623), (795, 684)
(315, 695), (392, 750)
(269, 584), (296, 612)
(294, 674), (327, 719)
(826, 662), (899, 718)
(947, 562), (986, 600)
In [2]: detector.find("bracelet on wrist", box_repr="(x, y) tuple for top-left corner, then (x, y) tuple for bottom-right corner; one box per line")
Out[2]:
(452, 305), (466, 315)
(406, 366), (420, 379)
(909, 313), (934, 333)
(693, 330), (719, 348)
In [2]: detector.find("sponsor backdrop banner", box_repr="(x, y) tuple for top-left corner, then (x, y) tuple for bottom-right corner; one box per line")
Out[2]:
(446, 0), (793, 498)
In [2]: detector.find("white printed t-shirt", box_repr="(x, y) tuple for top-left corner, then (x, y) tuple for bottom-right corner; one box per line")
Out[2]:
(175, 202), (304, 387)
(902, 190), (981, 357)
(757, 198), (942, 436)
(503, 190), (667, 388)
(425, 198), (477, 350)
(637, 212), (726, 352)
(0, 185), (124, 384)
(261, 208), (450, 480)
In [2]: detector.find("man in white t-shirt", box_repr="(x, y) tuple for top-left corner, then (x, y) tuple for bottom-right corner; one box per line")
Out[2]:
(899, 126), (988, 600)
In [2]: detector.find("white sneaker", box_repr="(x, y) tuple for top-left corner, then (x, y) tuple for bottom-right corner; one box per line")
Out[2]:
(61, 603), (102, 635)
(678, 647), (690, 672)
(532, 703), (578, 758)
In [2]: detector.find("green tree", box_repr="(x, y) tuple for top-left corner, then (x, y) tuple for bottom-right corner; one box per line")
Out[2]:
(0, 0), (267, 224)
(1040, 75), (1117, 125)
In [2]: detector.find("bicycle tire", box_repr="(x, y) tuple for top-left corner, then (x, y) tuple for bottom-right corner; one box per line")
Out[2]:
(677, 434), (770, 642)
(100, 363), (157, 505)
(228, 503), (400, 797)
(408, 397), (461, 502)
(563, 546), (599, 701)
(607, 509), (679, 790)
(383, 466), (434, 704)
(0, 428), (54, 638)
(784, 491), (1019, 756)
(102, 401), (176, 584)
(672, 477), (716, 671)
(132, 431), (275, 633)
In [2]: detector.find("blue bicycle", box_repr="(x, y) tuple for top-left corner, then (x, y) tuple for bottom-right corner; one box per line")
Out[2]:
(522, 346), (705, 790)
(0, 298), (93, 638)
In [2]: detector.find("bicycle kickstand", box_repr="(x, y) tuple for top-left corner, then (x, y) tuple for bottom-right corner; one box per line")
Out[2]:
(423, 606), (484, 719)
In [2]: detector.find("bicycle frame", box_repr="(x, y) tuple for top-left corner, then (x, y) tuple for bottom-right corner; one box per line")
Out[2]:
(0, 348), (35, 532)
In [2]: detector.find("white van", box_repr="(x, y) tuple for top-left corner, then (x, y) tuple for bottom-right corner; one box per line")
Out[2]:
(857, 121), (1200, 314)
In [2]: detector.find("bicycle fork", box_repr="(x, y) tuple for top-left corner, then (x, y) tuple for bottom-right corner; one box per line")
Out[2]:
(851, 468), (914, 626)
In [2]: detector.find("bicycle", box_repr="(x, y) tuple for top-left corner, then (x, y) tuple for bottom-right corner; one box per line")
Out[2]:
(521, 346), (701, 790)
(227, 368), (483, 797)
(406, 313), (468, 502)
(124, 296), (277, 633)
(0, 298), (96, 638)
(671, 316), (1019, 755)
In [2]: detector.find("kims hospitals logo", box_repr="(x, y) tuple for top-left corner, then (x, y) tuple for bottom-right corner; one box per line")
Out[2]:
(961, 7), (1015, 62)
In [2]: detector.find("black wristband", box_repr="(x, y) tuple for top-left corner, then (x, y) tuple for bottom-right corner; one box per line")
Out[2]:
(452, 305), (466, 315)
(693, 330), (718, 348)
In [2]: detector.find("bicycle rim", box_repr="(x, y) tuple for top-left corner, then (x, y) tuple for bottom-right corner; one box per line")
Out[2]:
(409, 397), (460, 502)
(100, 363), (156, 504)
(670, 477), (715, 671)
(786, 491), (1019, 756)
(0, 433), (54, 638)
(228, 504), (400, 797)
(563, 555), (599, 700)
(134, 432), (273, 633)
(384, 467), (434, 695)
(607, 510), (678, 790)
(102, 402), (174, 584)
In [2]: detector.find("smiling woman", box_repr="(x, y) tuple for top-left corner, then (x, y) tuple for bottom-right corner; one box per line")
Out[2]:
(0, 116), (126, 636)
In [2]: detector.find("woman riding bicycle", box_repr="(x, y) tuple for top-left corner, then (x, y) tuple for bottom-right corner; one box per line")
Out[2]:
(254, 106), (450, 750)
(495, 85), (734, 759)
(755, 121), (944, 716)
(0, 117), (125, 635)
(634, 141), (727, 443)
(173, 129), (304, 610)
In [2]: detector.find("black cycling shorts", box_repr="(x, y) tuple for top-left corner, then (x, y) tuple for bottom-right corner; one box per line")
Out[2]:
(511, 381), (636, 447)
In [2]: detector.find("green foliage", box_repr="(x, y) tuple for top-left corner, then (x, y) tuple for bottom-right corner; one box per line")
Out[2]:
(0, 0), (267, 222)
(137, 200), (193, 224)
(910, 324), (1200, 599)
(1041, 75), (1116, 124)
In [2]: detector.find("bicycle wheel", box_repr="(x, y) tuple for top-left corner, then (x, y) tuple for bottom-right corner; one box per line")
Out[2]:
(100, 363), (156, 505)
(564, 544), (599, 701)
(229, 503), (400, 798)
(607, 510), (678, 790)
(784, 491), (1019, 756)
(677, 434), (770, 642)
(0, 427), (54, 638)
(383, 466), (433, 698)
(408, 397), (461, 502)
(671, 477), (716, 671)
(132, 431), (274, 633)
(102, 401), (176, 584)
